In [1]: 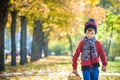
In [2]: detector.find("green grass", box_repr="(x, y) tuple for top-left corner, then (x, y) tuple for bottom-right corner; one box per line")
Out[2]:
(106, 60), (120, 72)
(3, 56), (120, 80)
(5, 56), (120, 73)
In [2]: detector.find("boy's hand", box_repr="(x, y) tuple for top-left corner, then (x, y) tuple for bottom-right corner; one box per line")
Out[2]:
(73, 69), (78, 74)
(102, 66), (106, 72)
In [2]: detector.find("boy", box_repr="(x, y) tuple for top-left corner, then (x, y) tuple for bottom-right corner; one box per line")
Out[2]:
(72, 18), (107, 80)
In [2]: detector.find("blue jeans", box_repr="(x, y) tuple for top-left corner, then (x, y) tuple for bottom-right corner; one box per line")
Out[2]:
(82, 68), (99, 80)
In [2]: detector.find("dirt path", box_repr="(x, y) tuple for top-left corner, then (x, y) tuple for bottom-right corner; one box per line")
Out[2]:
(3, 56), (120, 80)
(0, 72), (120, 80)
(1, 71), (120, 77)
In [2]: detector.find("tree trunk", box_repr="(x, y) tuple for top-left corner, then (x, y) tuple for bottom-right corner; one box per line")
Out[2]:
(44, 39), (49, 57)
(0, 15), (6, 72)
(67, 34), (73, 56)
(0, 0), (10, 72)
(43, 26), (52, 57)
(20, 16), (28, 65)
(107, 31), (113, 60)
(11, 10), (17, 66)
(31, 20), (43, 62)
(43, 32), (49, 57)
(41, 32), (44, 57)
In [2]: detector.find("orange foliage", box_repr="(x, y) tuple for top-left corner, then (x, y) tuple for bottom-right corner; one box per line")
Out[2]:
(83, 6), (106, 25)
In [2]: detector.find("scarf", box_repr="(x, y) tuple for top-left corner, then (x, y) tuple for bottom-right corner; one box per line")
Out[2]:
(81, 36), (99, 66)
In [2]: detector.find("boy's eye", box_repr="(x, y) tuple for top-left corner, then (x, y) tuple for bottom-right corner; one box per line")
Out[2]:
(91, 32), (94, 34)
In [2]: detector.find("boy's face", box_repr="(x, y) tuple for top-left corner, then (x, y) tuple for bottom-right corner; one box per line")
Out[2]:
(86, 29), (95, 39)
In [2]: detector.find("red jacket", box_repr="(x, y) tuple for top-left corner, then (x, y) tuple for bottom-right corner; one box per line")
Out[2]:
(72, 40), (107, 69)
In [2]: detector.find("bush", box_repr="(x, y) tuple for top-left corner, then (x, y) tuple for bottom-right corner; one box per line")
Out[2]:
(49, 42), (68, 55)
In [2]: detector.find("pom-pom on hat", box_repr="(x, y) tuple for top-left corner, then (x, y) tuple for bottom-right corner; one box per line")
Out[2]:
(84, 18), (97, 34)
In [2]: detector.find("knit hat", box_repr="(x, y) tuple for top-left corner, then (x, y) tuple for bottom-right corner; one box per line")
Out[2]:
(84, 18), (97, 34)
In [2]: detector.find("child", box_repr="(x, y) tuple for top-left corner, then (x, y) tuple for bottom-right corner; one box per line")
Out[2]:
(72, 18), (107, 80)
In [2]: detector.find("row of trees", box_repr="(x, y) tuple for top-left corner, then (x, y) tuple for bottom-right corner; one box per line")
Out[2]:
(0, 0), (79, 72)
(0, 0), (120, 72)
(0, 0), (10, 72)
(99, 0), (120, 60)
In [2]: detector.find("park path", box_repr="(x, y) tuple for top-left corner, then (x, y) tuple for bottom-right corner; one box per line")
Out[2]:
(1, 71), (120, 76)
(3, 56), (120, 80)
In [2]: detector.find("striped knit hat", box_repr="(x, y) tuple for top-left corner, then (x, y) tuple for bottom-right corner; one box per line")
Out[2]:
(84, 18), (97, 34)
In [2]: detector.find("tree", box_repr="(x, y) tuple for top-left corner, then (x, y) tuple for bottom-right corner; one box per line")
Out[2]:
(45, 0), (82, 56)
(18, 0), (32, 65)
(0, 0), (10, 72)
(97, 11), (120, 60)
(105, 12), (120, 60)
(10, 10), (18, 66)
(20, 16), (28, 65)
(10, 0), (32, 65)
(27, 0), (48, 61)
(31, 20), (43, 61)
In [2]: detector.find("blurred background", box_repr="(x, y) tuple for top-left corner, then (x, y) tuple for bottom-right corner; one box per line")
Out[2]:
(0, 0), (120, 80)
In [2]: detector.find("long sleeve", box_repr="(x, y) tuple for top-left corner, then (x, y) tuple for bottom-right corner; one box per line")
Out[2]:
(72, 40), (84, 69)
(97, 41), (107, 66)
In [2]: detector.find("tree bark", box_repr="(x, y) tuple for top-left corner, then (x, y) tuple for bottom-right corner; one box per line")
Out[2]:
(0, 0), (10, 72)
(20, 16), (28, 65)
(0, 16), (6, 72)
(10, 10), (17, 66)
(67, 34), (73, 56)
(107, 31), (113, 60)
(43, 39), (49, 57)
(43, 32), (49, 57)
(31, 20), (43, 62)
(43, 26), (52, 57)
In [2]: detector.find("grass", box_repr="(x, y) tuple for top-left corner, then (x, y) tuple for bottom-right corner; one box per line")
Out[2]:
(5, 56), (74, 73)
(4, 56), (120, 73)
(1, 56), (120, 80)
(107, 60), (120, 72)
